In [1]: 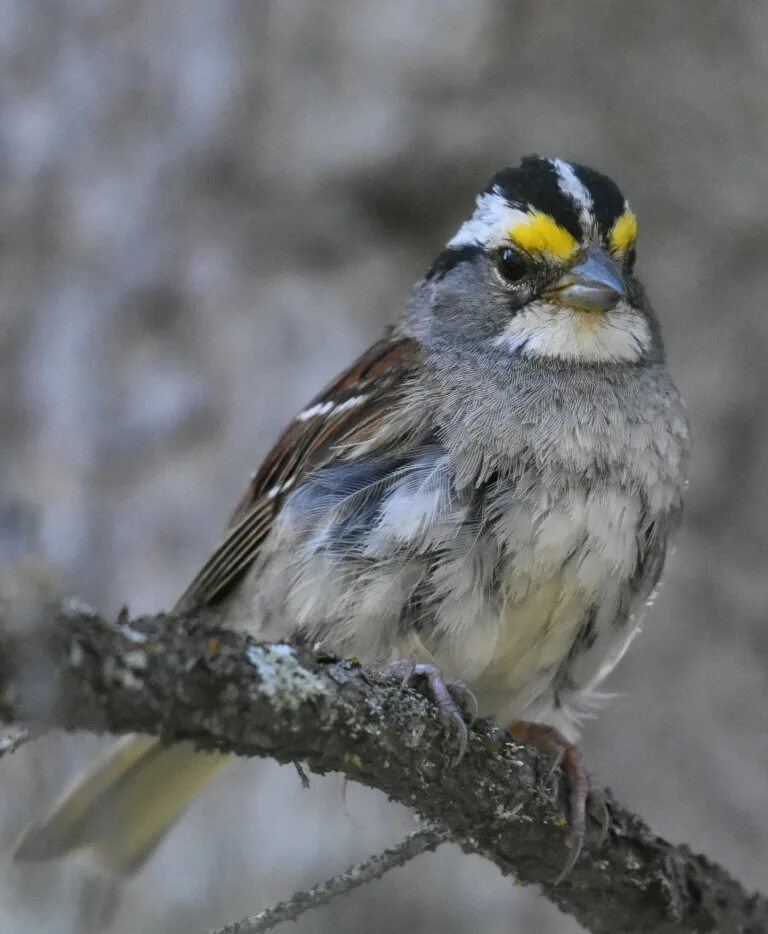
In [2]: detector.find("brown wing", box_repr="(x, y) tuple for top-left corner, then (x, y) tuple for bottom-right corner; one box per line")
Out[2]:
(173, 330), (421, 612)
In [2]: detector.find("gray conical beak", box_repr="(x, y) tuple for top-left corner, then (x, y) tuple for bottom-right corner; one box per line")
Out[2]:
(546, 247), (625, 313)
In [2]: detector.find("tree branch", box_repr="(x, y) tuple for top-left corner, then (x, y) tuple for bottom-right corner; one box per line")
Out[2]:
(0, 601), (765, 934)
(0, 725), (36, 758)
(212, 823), (451, 934)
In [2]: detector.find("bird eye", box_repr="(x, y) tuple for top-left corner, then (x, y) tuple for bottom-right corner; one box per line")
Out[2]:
(625, 245), (637, 274)
(496, 247), (529, 283)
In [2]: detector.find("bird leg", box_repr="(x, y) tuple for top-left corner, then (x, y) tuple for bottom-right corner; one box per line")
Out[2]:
(376, 660), (477, 763)
(507, 720), (609, 882)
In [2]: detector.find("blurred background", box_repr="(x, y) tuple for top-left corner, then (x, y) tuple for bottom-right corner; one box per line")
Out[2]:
(1, 2), (767, 931)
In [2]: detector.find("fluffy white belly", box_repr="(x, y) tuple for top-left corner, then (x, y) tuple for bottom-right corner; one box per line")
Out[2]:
(411, 486), (644, 726)
(245, 475), (647, 734)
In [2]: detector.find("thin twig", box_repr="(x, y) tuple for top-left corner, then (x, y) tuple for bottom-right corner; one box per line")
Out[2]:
(210, 824), (451, 934)
(0, 724), (43, 758)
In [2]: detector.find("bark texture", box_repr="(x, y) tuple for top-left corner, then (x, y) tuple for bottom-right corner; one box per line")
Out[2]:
(1, 603), (765, 934)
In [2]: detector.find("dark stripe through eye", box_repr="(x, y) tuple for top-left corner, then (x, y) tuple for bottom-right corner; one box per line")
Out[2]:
(425, 245), (482, 282)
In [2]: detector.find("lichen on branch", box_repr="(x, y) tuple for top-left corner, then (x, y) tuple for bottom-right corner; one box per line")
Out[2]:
(0, 601), (765, 934)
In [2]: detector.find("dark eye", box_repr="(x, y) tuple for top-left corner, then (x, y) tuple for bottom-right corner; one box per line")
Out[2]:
(496, 247), (529, 283)
(625, 245), (637, 274)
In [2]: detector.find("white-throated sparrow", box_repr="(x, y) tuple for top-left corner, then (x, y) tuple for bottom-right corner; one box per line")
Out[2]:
(15, 155), (689, 877)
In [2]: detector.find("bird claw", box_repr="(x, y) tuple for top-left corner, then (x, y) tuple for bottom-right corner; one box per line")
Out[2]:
(587, 782), (611, 849)
(377, 660), (476, 763)
(507, 721), (610, 883)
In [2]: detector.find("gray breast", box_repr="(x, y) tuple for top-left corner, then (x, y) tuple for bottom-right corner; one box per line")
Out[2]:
(240, 354), (688, 734)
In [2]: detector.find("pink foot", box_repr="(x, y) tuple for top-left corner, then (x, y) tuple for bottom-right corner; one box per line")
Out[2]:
(508, 720), (609, 882)
(379, 660), (477, 762)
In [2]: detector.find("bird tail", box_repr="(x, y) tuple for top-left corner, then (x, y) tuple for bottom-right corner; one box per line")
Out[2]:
(13, 736), (230, 874)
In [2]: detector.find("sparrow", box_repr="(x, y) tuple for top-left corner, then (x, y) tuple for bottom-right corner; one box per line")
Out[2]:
(14, 155), (690, 879)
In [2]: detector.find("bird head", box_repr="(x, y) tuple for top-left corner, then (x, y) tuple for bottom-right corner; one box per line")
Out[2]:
(411, 155), (660, 366)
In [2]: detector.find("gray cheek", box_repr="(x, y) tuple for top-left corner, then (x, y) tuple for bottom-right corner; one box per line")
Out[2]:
(424, 265), (528, 344)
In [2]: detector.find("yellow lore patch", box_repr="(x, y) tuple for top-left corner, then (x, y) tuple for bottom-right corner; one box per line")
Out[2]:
(508, 212), (577, 260)
(609, 209), (638, 255)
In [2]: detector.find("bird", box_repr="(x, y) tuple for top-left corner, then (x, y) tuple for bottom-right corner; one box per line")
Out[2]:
(14, 154), (690, 879)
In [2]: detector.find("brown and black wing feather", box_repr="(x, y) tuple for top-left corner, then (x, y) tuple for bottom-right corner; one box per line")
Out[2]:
(174, 331), (421, 612)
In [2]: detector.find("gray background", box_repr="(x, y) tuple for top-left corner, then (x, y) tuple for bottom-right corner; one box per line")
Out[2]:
(1, 2), (767, 932)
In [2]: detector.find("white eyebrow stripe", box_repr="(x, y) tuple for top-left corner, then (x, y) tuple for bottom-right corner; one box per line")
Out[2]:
(448, 186), (530, 248)
(551, 158), (594, 233)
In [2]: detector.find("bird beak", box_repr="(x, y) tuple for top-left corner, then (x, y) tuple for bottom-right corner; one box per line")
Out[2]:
(545, 246), (625, 313)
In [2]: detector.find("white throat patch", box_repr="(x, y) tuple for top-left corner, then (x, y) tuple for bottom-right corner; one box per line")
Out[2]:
(493, 300), (652, 364)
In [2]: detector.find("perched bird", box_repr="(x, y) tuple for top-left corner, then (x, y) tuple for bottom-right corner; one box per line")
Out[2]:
(15, 155), (689, 878)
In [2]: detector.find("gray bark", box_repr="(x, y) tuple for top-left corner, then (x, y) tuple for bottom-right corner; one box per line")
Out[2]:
(0, 602), (765, 934)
